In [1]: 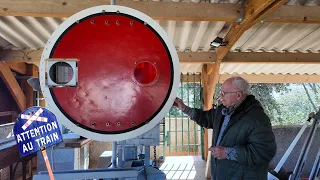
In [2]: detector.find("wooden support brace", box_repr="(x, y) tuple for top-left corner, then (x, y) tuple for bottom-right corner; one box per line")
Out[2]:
(0, 62), (26, 112)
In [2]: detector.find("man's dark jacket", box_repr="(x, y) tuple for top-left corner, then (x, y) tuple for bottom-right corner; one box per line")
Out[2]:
(189, 95), (276, 180)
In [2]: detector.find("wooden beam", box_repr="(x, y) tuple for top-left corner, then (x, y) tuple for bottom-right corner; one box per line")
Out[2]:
(3, 50), (320, 64)
(201, 63), (219, 178)
(6, 62), (27, 74)
(0, 0), (319, 23)
(217, 0), (288, 61)
(21, 64), (39, 108)
(178, 52), (216, 64)
(268, 5), (320, 24)
(1, 49), (41, 63)
(223, 52), (320, 64)
(0, 62), (26, 111)
(0, 111), (16, 116)
(0, 0), (240, 21)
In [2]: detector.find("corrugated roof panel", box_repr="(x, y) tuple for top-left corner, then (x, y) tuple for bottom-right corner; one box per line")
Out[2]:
(232, 22), (320, 53)
(159, 20), (229, 52)
(180, 63), (202, 74)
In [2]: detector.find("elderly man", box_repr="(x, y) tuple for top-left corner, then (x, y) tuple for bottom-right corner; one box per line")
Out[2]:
(174, 76), (276, 180)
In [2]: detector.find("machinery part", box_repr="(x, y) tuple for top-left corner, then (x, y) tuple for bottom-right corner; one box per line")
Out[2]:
(33, 168), (138, 180)
(268, 113), (313, 180)
(309, 147), (320, 180)
(289, 108), (320, 180)
(39, 5), (180, 142)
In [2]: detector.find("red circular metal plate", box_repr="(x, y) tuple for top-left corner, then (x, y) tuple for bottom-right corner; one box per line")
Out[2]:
(49, 13), (172, 133)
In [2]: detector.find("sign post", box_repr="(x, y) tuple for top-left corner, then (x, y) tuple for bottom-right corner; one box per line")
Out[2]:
(14, 106), (64, 180)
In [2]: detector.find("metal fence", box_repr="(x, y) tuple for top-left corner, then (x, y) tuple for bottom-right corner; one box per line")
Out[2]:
(160, 73), (204, 158)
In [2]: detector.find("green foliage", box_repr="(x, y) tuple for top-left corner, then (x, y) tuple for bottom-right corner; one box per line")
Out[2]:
(168, 82), (202, 117)
(273, 84), (320, 125)
(250, 83), (291, 125)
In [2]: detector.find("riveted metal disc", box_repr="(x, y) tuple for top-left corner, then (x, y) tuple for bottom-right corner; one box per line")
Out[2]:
(39, 5), (180, 142)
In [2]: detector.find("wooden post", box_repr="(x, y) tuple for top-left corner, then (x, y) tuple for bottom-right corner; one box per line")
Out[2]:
(201, 62), (222, 179)
(21, 64), (39, 107)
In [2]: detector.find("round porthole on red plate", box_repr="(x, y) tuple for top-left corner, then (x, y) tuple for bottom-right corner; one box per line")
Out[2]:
(39, 5), (180, 142)
(132, 61), (159, 86)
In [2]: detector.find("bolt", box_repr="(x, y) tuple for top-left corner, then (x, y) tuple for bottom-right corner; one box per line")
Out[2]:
(106, 122), (110, 126)
(117, 122), (121, 126)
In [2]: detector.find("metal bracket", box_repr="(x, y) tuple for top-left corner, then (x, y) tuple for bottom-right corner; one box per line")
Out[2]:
(236, 1), (246, 23)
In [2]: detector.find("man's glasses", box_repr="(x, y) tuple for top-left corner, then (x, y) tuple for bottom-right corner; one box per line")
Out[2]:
(220, 91), (240, 96)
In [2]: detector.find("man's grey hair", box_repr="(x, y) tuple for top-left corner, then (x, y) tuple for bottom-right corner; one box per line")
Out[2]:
(230, 76), (251, 95)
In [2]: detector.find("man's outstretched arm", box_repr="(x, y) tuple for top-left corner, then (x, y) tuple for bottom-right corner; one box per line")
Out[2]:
(174, 98), (217, 129)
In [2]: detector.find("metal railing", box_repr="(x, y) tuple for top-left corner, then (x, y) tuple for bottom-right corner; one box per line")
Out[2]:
(162, 73), (203, 157)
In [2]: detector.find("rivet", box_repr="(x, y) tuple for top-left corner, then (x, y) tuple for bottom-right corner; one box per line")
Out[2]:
(154, 62), (157, 65)
(76, 20), (80, 24)
(131, 122), (135, 125)
(91, 20), (94, 24)
(116, 10), (120, 13)
(144, 22), (147, 25)
(134, 62), (137, 64)
(105, 20), (108, 24)
(117, 122), (121, 126)
(91, 122), (96, 126)
(102, 10), (106, 13)
(116, 20), (119, 25)
(106, 122), (110, 126)
(130, 21), (134, 25)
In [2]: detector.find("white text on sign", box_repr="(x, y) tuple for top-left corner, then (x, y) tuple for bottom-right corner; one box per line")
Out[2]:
(15, 121), (60, 153)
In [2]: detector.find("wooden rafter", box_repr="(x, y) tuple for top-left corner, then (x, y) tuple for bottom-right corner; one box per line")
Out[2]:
(0, 62), (26, 111)
(0, 0), (319, 23)
(6, 62), (27, 74)
(2, 50), (320, 64)
(217, 0), (289, 61)
(180, 52), (320, 64)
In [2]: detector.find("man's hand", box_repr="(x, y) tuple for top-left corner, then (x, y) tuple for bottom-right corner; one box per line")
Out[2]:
(209, 146), (226, 160)
(173, 98), (186, 111)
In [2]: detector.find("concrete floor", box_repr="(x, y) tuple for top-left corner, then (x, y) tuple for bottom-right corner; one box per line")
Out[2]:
(160, 156), (207, 180)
